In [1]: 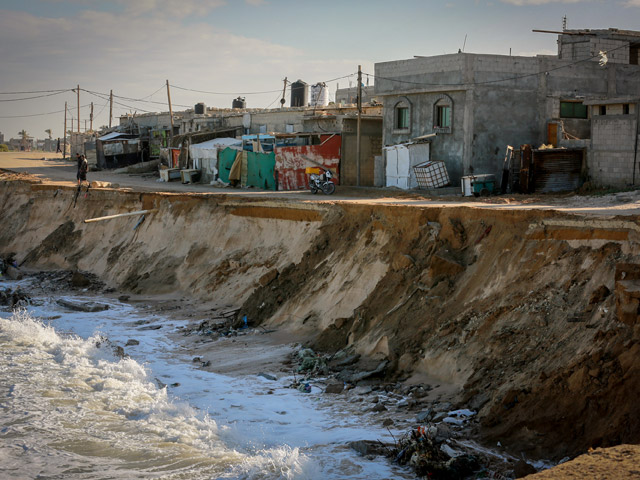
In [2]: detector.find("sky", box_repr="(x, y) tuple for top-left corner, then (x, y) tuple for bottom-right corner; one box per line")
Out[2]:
(1, 0), (639, 141)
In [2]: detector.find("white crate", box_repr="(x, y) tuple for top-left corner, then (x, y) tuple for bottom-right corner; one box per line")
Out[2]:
(413, 161), (450, 189)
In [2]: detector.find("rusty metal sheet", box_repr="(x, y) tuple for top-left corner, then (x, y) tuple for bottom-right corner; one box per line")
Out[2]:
(275, 135), (341, 191)
(533, 149), (584, 193)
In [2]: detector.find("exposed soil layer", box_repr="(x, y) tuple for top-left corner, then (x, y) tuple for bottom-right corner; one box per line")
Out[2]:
(2, 172), (640, 467)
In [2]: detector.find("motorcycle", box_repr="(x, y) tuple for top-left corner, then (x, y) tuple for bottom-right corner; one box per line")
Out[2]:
(307, 167), (336, 195)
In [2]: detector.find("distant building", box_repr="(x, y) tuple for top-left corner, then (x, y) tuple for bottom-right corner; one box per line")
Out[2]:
(0, 132), (4, 144)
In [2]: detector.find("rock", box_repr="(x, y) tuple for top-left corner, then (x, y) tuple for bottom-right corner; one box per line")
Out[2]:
(258, 269), (278, 287)
(348, 359), (389, 383)
(56, 298), (109, 312)
(170, 383), (181, 388)
(432, 412), (448, 422)
(589, 285), (611, 304)
(352, 385), (373, 395)
(371, 403), (387, 413)
(71, 271), (91, 287)
(382, 418), (394, 427)
(513, 459), (537, 477)
(416, 409), (433, 423)
(371, 396), (379, 404)
(113, 346), (126, 358)
(348, 440), (389, 458)
(192, 357), (201, 363)
(201, 360), (211, 367)
(469, 393), (490, 411)
(125, 339), (139, 346)
(258, 372), (277, 381)
(138, 324), (162, 330)
(330, 353), (360, 368)
(325, 382), (344, 394)
(5, 265), (23, 280)
(118, 295), (130, 302)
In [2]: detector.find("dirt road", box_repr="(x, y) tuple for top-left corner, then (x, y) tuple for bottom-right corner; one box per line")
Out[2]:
(3, 151), (640, 216)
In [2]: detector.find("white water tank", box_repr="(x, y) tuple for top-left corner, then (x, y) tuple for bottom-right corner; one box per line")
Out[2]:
(310, 82), (329, 107)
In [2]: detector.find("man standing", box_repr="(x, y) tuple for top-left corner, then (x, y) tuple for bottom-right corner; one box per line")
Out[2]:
(77, 154), (88, 185)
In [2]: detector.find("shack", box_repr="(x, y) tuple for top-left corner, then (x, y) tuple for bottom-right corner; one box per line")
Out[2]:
(275, 133), (341, 191)
(189, 137), (241, 183)
(96, 132), (141, 170)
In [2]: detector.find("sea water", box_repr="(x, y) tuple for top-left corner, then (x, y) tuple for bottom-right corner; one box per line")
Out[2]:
(0, 281), (413, 480)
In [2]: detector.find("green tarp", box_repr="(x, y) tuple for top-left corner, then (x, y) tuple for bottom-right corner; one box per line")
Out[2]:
(217, 148), (275, 190)
(218, 147), (238, 183)
(246, 151), (276, 190)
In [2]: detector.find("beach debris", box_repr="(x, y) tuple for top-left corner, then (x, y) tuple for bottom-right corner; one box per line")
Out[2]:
(125, 339), (140, 346)
(258, 372), (277, 381)
(0, 287), (30, 307)
(297, 382), (312, 393)
(325, 382), (344, 394)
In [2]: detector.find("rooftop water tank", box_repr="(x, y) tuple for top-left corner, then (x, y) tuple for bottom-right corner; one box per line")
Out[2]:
(310, 82), (329, 107)
(290, 80), (308, 107)
(194, 102), (206, 114)
(232, 97), (246, 109)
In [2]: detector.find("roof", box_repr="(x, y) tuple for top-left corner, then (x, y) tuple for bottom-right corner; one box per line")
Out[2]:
(98, 132), (137, 141)
(190, 137), (241, 149)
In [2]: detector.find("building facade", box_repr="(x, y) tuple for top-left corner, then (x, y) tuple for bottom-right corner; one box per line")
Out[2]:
(375, 28), (640, 187)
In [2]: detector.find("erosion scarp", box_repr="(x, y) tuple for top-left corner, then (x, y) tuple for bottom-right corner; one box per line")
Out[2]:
(2, 175), (639, 464)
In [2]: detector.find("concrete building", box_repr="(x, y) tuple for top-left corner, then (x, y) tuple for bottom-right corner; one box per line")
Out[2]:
(375, 28), (640, 187)
(335, 86), (378, 106)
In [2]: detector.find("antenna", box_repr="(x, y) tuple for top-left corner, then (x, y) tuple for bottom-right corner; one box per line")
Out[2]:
(462, 34), (468, 52)
(562, 15), (567, 31)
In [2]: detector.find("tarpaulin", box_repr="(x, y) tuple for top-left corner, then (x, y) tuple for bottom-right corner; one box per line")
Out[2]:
(246, 151), (276, 190)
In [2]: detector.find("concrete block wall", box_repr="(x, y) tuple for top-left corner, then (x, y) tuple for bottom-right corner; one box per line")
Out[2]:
(591, 39), (630, 64)
(589, 116), (639, 186)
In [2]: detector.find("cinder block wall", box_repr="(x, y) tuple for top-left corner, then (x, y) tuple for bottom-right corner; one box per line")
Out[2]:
(590, 116), (639, 186)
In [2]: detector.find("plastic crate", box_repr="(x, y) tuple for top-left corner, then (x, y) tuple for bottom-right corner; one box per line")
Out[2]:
(413, 161), (450, 189)
(305, 167), (322, 174)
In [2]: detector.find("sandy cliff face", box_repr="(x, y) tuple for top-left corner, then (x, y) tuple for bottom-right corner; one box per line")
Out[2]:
(2, 176), (640, 461)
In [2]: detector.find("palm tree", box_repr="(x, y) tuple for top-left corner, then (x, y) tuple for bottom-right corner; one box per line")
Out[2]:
(45, 129), (52, 139)
(18, 129), (30, 151)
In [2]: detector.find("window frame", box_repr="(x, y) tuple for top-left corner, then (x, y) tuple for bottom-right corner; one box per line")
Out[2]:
(433, 95), (453, 134)
(560, 101), (588, 119)
(393, 97), (412, 134)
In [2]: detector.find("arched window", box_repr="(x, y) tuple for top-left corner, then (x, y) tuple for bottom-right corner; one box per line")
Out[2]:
(433, 95), (453, 133)
(394, 97), (411, 133)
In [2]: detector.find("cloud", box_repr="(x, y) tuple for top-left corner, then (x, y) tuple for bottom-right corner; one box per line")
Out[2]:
(245, 0), (267, 5)
(499, 0), (585, 5)
(623, 0), (640, 6)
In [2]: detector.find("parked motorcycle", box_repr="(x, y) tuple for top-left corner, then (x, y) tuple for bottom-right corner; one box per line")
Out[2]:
(307, 167), (336, 195)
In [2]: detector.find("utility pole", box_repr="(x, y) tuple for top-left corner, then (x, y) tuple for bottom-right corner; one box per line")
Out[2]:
(356, 65), (362, 187)
(109, 90), (113, 128)
(63, 101), (67, 159)
(90, 102), (94, 132)
(76, 84), (80, 134)
(166, 79), (174, 142)
(280, 76), (287, 108)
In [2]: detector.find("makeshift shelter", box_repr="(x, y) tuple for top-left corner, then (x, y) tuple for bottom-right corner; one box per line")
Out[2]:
(189, 137), (241, 183)
(275, 133), (341, 191)
(96, 132), (141, 170)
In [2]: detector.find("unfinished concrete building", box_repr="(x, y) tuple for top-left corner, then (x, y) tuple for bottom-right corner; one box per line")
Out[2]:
(375, 28), (640, 188)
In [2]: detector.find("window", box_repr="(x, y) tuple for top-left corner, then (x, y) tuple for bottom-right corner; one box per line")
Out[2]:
(436, 105), (451, 128)
(433, 95), (453, 133)
(396, 107), (409, 129)
(560, 101), (588, 119)
(623, 104), (630, 115)
(599, 105), (607, 116)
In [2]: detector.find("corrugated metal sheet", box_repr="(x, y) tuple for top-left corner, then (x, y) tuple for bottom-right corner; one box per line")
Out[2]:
(246, 151), (276, 191)
(275, 135), (341, 191)
(533, 149), (584, 193)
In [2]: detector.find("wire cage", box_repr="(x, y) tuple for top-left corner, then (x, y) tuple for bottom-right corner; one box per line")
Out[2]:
(413, 161), (450, 189)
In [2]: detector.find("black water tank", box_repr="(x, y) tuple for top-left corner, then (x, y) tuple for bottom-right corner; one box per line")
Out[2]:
(290, 80), (308, 107)
(232, 97), (246, 109)
(194, 103), (205, 114)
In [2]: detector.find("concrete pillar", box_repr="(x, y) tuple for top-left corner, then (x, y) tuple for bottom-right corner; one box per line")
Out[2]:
(462, 54), (474, 175)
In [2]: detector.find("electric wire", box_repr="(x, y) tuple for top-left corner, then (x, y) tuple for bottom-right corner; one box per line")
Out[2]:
(0, 103), (92, 119)
(0, 90), (73, 102)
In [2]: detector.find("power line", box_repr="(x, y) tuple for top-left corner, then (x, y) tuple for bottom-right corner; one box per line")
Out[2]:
(0, 89), (70, 95)
(0, 90), (73, 102)
(0, 103), (92, 119)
